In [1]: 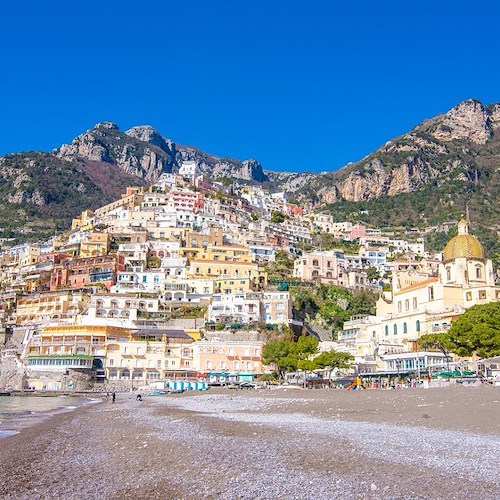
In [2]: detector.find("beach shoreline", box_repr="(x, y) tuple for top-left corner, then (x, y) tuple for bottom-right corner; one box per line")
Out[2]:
(0, 385), (498, 499)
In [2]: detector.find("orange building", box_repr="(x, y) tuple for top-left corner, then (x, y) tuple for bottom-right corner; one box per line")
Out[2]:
(50, 255), (125, 291)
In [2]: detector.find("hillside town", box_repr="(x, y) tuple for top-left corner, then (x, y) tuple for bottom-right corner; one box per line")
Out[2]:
(0, 160), (498, 391)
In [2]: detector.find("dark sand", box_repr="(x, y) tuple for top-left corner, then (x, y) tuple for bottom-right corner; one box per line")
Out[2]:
(0, 385), (499, 499)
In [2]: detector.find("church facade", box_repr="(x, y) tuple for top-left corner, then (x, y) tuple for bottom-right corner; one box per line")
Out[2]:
(340, 220), (499, 370)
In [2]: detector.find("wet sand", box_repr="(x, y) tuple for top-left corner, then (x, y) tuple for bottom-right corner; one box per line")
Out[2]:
(0, 385), (499, 499)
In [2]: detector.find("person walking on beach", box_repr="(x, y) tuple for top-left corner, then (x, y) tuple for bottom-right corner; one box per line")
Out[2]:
(112, 391), (116, 403)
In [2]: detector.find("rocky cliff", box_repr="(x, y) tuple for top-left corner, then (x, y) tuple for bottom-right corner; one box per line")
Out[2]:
(56, 122), (176, 181)
(56, 122), (269, 183)
(263, 99), (499, 208)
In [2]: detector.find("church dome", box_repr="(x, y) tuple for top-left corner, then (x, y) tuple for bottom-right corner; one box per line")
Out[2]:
(443, 220), (485, 262)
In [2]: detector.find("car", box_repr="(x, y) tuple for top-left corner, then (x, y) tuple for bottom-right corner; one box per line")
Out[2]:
(239, 382), (256, 389)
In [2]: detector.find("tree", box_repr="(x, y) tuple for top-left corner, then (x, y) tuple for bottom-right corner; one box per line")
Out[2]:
(291, 336), (319, 387)
(418, 302), (500, 358)
(292, 290), (319, 320)
(270, 210), (285, 224)
(262, 339), (291, 381)
(365, 266), (380, 282)
(314, 350), (353, 383)
(262, 335), (319, 381)
(290, 335), (319, 359)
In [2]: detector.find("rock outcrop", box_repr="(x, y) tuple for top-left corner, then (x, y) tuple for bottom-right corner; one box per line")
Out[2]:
(56, 122), (269, 183)
(56, 122), (176, 181)
(299, 99), (500, 204)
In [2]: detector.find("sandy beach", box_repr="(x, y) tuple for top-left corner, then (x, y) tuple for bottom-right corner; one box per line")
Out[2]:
(0, 385), (499, 499)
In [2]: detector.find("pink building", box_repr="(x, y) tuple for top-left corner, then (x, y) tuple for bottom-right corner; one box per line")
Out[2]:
(346, 223), (366, 240)
(293, 250), (348, 285)
(193, 339), (265, 382)
(168, 189), (205, 213)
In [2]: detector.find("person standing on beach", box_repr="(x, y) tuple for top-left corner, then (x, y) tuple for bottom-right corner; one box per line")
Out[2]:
(112, 392), (116, 403)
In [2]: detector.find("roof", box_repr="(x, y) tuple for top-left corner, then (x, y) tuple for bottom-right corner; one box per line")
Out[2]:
(131, 329), (192, 340)
(395, 277), (438, 294)
(443, 220), (485, 262)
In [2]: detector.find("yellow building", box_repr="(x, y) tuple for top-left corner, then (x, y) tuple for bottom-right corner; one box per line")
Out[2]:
(186, 244), (267, 289)
(105, 328), (196, 383)
(71, 209), (95, 231)
(14, 291), (91, 325)
(80, 232), (111, 257)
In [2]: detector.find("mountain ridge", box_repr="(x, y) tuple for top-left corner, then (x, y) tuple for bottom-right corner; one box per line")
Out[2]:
(0, 98), (498, 247)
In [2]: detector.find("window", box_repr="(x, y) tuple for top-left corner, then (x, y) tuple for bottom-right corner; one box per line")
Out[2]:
(428, 287), (434, 301)
(109, 359), (114, 366)
(403, 322), (407, 334)
(405, 299), (409, 311)
(475, 266), (482, 279)
(479, 290), (486, 299)
(416, 320), (420, 332)
(413, 297), (417, 309)
(385, 326), (389, 336)
(398, 301), (402, 313)
(466, 292), (472, 301)
(446, 267), (451, 281)
(393, 324), (398, 335)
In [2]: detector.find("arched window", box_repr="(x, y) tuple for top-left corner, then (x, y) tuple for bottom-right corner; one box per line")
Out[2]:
(416, 320), (420, 332)
(393, 324), (398, 335)
(475, 265), (482, 279)
(385, 325), (389, 336)
(403, 322), (407, 334)
(312, 259), (319, 267)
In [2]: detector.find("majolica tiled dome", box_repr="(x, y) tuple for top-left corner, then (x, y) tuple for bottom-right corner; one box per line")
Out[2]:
(443, 219), (485, 263)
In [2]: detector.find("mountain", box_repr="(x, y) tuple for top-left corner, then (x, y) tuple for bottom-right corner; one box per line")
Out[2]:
(0, 122), (269, 243)
(0, 99), (498, 249)
(272, 100), (500, 241)
(56, 122), (268, 183)
(0, 152), (145, 242)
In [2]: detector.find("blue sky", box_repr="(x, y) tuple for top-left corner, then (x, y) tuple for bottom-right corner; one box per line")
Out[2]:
(1, 1), (499, 172)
